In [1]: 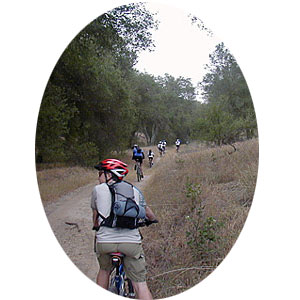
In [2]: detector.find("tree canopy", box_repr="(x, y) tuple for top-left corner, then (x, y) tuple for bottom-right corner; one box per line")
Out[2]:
(36, 5), (257, 166)
(192, 43), (257, 146)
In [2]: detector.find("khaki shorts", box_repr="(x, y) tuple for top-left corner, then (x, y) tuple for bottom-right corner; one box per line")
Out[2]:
(96, 243), (147, 283)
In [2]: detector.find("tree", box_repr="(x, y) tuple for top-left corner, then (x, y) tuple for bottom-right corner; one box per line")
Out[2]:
(129, 73), (199, 145)
(36, 3), (158, 164)
(157, 74), (198, 142)
(36, 83), (78, 163)
(195, 43), (257, 142)
(130, 72), (168, 145)
(192, 103), (245, 150)
(189, 15), (213, 37)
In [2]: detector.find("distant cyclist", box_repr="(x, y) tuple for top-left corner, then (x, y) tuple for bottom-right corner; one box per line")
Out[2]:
(132, 144), (139, 165)
(132, 144), (138, 154)
(175, 138), (181, 152)
(148, 149), (155, 167)
(132, 145), (145, 177)
(157, 141), (164, 156)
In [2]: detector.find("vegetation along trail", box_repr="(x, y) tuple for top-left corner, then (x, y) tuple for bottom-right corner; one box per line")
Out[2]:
(40, 140), (258, 299)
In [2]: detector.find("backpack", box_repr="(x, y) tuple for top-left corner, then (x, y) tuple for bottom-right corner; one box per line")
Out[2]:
(134, 147), (143, 157)
(99, 181), (146, 229)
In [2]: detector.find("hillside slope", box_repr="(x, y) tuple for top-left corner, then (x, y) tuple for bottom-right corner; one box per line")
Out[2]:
(41, 140), (258, 299)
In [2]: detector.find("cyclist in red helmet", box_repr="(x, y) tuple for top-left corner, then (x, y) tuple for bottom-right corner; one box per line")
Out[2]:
(95, 158), (129, 181)
(91, 158), (157, 299)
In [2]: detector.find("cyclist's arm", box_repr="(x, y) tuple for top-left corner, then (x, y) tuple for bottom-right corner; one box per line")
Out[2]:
(92, 209), (99, 228)
(145, 206), (157, 222)
(91, 188), (100, 229)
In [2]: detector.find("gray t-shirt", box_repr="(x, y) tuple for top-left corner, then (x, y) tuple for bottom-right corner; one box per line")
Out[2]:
(91, 182), (146, 243)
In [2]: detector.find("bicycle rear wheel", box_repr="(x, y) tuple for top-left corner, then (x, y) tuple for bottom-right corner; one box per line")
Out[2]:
(149, 158), (153, 168)
(109, 269), (126, 296)
(137, 167), (141, 182)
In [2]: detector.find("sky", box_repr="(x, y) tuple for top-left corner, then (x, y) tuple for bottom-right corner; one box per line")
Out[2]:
(135, 2), (222, 99)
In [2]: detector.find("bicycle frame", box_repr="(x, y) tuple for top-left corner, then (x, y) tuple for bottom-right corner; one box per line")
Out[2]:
(109, 253), (135, 298)
(148, 157), (153, 168)
(158, 148), (163, 157)
(135, 160), (142, 182)
(105, 221), (158, 297)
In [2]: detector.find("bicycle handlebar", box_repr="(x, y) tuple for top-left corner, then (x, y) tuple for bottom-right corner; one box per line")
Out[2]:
(92, 219), (158, 231)
(137, 219), (159, 227)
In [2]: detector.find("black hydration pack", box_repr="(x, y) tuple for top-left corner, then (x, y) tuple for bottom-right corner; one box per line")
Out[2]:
(99, 181), (146, 229)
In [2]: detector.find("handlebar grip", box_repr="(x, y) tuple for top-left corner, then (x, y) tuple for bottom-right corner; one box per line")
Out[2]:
(149, 220), (158, 224)
(145, 219), (159, 226)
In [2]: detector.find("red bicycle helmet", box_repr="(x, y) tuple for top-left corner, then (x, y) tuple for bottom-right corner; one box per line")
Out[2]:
(94, 158), (129, 180)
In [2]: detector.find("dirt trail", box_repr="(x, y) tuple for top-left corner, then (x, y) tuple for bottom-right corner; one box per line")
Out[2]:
(43, 156), (161, 283)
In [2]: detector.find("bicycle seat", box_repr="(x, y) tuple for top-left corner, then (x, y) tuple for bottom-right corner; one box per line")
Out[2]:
(109, 252), (125, 257)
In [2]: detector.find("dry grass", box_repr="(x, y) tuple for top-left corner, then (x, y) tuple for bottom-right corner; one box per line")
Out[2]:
(35, 140), (258, 299)
(140, 139), (259, 298)
(36, 166), (96, 203)
(35, 148), (153, 203)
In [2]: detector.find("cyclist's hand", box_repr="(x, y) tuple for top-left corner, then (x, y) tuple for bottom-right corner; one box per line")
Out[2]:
(145, 219), (158, 226)
(92, 225), (100, 231)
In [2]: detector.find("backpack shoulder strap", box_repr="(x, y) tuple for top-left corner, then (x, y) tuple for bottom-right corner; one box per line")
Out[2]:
(98, 183), (116, 226)
(107, 182), (117, 204)
(123, 180), (133, 188)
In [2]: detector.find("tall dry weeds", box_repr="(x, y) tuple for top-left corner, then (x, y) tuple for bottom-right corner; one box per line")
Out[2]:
(36, 166), (96, 203)
(141, 139), (258, 298)
(36, 141), (258, 298)
(35, 149), (144, 203)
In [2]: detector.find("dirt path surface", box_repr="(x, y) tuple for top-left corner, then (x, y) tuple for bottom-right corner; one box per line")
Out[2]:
(43, 161), (157, 284)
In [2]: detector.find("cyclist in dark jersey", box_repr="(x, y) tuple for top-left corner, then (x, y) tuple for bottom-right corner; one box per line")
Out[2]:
(132, 146), (145, 177)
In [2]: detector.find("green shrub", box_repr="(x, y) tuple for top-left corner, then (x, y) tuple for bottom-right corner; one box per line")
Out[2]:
(184, 180), (223, 259)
